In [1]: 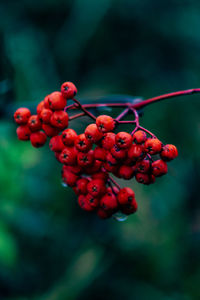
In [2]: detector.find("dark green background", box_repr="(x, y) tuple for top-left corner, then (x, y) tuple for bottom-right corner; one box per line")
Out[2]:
(0, 0), (200, 299)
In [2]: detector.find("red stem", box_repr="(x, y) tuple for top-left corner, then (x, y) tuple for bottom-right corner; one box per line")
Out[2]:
(132, 88), (200, 110)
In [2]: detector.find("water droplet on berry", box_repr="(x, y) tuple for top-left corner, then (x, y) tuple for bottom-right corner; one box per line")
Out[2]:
(113, 212), (128, 222)
(61, 181), (68, 188)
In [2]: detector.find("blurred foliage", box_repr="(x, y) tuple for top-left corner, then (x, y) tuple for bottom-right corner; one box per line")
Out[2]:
(0, 0), (200, 299)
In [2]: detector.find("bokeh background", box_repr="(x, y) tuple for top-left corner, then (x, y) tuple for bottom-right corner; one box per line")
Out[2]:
(0, 0), (200, 299)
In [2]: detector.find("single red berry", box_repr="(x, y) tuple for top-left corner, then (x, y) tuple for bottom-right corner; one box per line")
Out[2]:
(93, 147), (107, 161)
(61, 128), (77, 146)
(30, 131), (47, 148)
(160, 144), (178, 161)
(144, 138), (162, 155)
(96, 115), (115, 133)
(61, 82), (77, 99)
(103, 161), (119, 173)
(44, 95), (51, 109)
(59, 147), (77, 165)
(40, 108), (53, 124)
(77, 150), (94, 167)
(136, 159), (151, 173)
(115, 132), (133, 149)
(117, 187), (135, 205)
(75, 134), (92, 152)
(14, 108), (31, 125)
(16, 125), (31, 140)
(118, 165), (135, 180)
(85, 159), (102, 174)
(100, 193), (118, 211)
(54, 151), (61, 162)
(85, 123), (103, 143)
(128, 144), (144, 160)
(97, 208), (113, 219)
(42, 124), (60, 137)
(101, 132), (116, 149)
(37, 101), (45, 115)
(62, 164), (83, 175)
(87, 179), (106, 197)
(50, 111), (69, 129)
(62, 170), (78, 187)
(28, 115), (42, 131)
(49, 135), (65, 152)
(135, 173), (153, 184)
(152, 159), (168, 177)
(106, 152), (118, 165)
(92, 171), (109, 182)
(132, 130), (147, 144)
(75, 178), (89, 195)
(48, 91), (67, 110)
(121, 199), (138, 215)
(85, 193), (99, 208)
(110, 144), (127, 160)
(78, 195), (94, 212)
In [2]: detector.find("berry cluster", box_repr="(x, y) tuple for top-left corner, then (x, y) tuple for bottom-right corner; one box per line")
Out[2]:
(14, 81), (178, 220)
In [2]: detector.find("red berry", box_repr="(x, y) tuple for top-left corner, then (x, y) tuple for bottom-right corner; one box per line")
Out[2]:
(37, 101), (45, 115)
(40, 108), (53, 124)
(117, 187), (135, 205)
(87, 179), (106, 197)
(42, 124), (60, 137)
(75, 134), (92, 152)
(28, 115), (42, 131)
(118, 165), (135, 180)
(62, 170), (78, 187)
(103, 161), (119, 173)
(30, 131), (47, 148)
(75, 178), (89, 195)
(106, 152), (118, 165)
(16, 125), (31, 140)
(85, 194), (99, 208)
(136, 159), (151, 173)
(78, 195), (94, 211)
(59, 147), (77, 165)
(48, 92), (67, 110)
(100, 193), (118, 211)
(160, 144), (178, 161)
(135, 173), (153, 184)
(44, 95), (51, 109)
(132, 130), (147, 144)
(97, 208), (113, 219)
(92, 171), (109, 182)
(96, 115), (115, 133)
(93, 147), (107, 161)
(61, 128), (77, 146)
(101, 132), (116, 149)
(77, 150), (94, 167)
(152, 159), (168, 177)
(85, 123), (103, 143)
(85, 160), (102, 174)
(121, 199), (138, 215)
(14, 108), (31, 125)
(128, 144), (144, 160)
(115, 132), (133, 149)
(49, 135), (65, 152)
(63, 165), (83, 175)
(50, 111), (69, 129)
(110, 145), (127, 160)
(144, 138), (162, 155)
(61, 82), (77, 99)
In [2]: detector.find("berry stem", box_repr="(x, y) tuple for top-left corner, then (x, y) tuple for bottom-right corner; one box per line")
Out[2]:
(115, 107), (130, 121)
(108, 176), (121, 190)
(72, 98), (97, 121)
(132, 88), (200, 110)
(69, 112), (85, 120)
